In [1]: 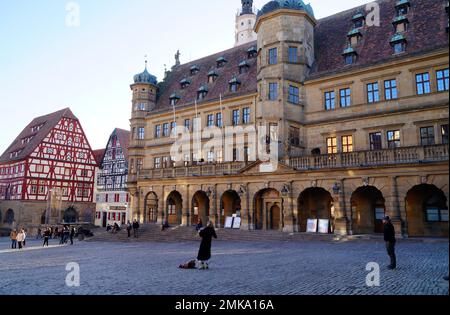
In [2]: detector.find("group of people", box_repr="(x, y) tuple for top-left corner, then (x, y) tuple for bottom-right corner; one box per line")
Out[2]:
(9, 225), (77, 249)
(107, 220), (140, 238)
(9, 229), (27, 250)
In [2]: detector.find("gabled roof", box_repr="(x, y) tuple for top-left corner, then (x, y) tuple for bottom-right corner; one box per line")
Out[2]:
(114, 128), (131, 161)
(310, 0), (449, 78)
(92, 149), (106, 167)
(156, 41), (257, 113)
(0, 108), (78, 164)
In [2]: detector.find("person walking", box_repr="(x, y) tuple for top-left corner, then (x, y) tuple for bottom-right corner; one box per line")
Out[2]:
(10, 229), (17, 249)
(70, 227), (75, 245)
(22, 229), (27, 247)
(195, 218), (203, 232)
(17, 229), (25, 250)
(383, 216), (397, 270)
(126, 221), (132, 238)
(197, 221), (217, 270)
(43, 228), (50, 247)
(132, 220), (140, 238)
(36, 228), (42, 240)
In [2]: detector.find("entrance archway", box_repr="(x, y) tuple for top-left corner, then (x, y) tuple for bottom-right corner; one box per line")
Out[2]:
(351, 186), (385, 234)
(253, 189), (283, 230)
(144, 192), (158, 223)
(4, 209), (14, 225)
(406, 184), (449, 237)
(192, 191), (210, 225)
(298, 188), (334, 233)
(220, 190), (241, 226)
(63, 207), (78, 223)
(166, 191), (183, 225)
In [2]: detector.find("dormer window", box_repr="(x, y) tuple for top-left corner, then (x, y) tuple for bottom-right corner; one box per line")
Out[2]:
(207, 70), (218, 83)
(392, 15), (409, 33)
(216, 57), (228, 68)
(180, 78), (191, 89)
(390, 34), (407, 54)
(395, 0), (410, 16)
(347, 28), (362, 46)
(190, 65), (200, 75)
(238, 61), (250, 74)
(342, 47), (357, 65)
(247, 46), (257, 59)
(169, 93), (181, 106)
(229, 77), (241, 93)
(352, 13), (365, 29)
(197, 85), (208, 101)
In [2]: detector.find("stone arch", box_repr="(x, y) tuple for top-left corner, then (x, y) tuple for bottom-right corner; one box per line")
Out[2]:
(192, 191), (210, 225)
(63, 207), (78, 224)
(298, 187), (334, 233)
(166, 191), (183, 225)
(220, 190), (241, 226)
(405, 184), (449, 237)
(4, 209), (14, 225)
(144, 192), (158, 223)
(350, 186), (386, 234)
(253, 188), (283, 230)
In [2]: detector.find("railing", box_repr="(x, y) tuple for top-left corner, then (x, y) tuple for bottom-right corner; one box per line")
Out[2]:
(127, 145), (448, 181)
(129, 140), (145, 148)
(290, 144), (449, 170)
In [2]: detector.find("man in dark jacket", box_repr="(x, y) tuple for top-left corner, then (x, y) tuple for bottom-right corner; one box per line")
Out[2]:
(132, 220), (140, 238)
(383, 216), (397, 270)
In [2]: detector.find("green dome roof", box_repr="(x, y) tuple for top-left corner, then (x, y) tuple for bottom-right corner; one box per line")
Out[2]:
(133, 67), (157, 85)
(257, 0), (315, 20)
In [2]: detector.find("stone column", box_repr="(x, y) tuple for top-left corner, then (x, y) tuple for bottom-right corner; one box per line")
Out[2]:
(157, 187), (165, 225)
(209, 186), (218, 228)
(385, 176), (402, 237)
(240, 184), (250, 230)
(283, 190), (295, 233)
(181, 185), (190, 226)
(333, 179), (349, 236)
(247, 189), (255, 230)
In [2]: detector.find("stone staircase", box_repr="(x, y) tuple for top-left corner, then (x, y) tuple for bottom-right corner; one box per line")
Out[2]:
(86, 223), (336, 243)
(86, 224), (449, 244)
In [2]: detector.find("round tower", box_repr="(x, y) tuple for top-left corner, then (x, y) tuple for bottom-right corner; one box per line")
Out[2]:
(254, 0), (316, 158)
(235, 0), (257, 47)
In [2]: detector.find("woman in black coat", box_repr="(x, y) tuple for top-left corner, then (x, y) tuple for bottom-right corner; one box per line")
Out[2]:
(197, 221), (217, 269)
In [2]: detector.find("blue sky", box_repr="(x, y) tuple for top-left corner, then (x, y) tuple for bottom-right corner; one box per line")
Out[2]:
(0, 0), (369, 152)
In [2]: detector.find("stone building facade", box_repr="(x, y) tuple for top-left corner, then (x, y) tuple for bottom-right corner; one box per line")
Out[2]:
(127, 0), (449, 237)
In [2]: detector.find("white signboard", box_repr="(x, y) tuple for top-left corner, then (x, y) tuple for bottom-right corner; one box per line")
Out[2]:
(224, 217), (234, 229)
(318, 219), (330, 234)
(232, 217), (241, 229)
(306, 219), (318, 233)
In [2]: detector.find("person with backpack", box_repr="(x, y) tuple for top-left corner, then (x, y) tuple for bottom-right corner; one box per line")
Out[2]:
(16, 229), (25, 250)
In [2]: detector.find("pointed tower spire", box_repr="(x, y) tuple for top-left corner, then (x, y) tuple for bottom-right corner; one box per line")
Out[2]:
(241, 0), (253, 15)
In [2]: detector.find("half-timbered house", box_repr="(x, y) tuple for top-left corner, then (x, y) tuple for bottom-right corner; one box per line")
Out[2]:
(0, 108), (98, 233)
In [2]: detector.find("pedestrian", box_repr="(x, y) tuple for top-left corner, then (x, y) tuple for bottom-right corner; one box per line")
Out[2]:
(36, 228), (42, 240)
(383, 216), (397, 270)
(126, 221), (132, 238)
(161, 219), (169, 231)
(132, 220), (140, 238)
(43, 228), (50, 247)
(17, 229), (25, 250)
(54, 227), (59, 239)
(10, 229), (17, 249)
(197, 221), (217, 270)
(64, 226), (70, 244)
(70, 227), (75, 245)
(22, 229), (27, 247)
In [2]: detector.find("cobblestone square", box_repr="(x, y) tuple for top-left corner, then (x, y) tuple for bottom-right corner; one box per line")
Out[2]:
(0, 237), (448, 295)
